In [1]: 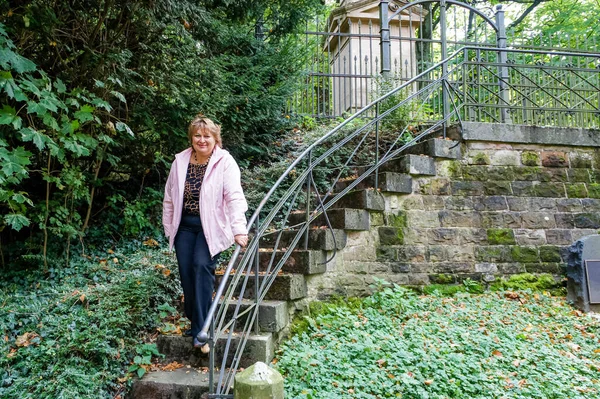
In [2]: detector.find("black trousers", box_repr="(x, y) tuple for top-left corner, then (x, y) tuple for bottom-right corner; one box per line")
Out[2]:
(174, 214), (219, 338)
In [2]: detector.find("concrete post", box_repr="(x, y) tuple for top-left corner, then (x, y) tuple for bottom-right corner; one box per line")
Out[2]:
(234, 362), (284, 399)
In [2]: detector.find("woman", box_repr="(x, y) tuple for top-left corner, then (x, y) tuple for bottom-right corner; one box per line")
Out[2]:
(162, 115), (248, 351)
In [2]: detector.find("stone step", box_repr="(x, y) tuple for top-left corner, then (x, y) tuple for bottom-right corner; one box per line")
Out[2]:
(215, 272), (307, 301)
(260, 228), (347, 251)
(406, 138), (461, 159)
(288, 208), (370, 231)
(131, 367), (210, 399)
(216, 299), (288, 333)
(380, 154), (436, 175)
(335, 172), (412, 194)
(157, 332), (274, 368)
(239, 249), (326, 275)
(331, 189), (385, 211)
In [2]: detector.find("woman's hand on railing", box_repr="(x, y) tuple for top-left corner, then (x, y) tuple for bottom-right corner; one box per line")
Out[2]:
(234, 234), (249, 247)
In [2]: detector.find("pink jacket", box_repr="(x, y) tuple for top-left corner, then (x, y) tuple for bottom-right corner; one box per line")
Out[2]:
(162, 146), (248, 257)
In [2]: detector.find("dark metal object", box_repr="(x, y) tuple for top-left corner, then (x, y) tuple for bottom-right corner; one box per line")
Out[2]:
(585, 260), (600, 304)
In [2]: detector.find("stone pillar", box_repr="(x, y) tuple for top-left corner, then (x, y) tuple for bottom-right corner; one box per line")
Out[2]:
(234, 362), (284, 399)
(567, 235), (600, 312)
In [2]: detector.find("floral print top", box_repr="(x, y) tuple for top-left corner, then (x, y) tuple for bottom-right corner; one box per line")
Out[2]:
(183, 163), (208, 215)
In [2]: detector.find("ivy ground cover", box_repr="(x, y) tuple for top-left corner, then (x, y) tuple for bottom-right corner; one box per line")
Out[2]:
(277, 286), (600, 398)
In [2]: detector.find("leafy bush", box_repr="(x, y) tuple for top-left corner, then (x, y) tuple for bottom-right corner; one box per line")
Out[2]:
(0, 244), (180, 398)
(277, 287), (600, 398)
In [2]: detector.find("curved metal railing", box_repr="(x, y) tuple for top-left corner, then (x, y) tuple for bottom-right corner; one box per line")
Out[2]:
(199, 45), (600, 397)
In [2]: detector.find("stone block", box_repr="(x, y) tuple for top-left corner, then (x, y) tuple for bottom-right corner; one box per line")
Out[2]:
(569, 152), (593, 169)
(425, 138), (462, 159)
(555, 213), (575, 228)
(475, 263), (499, 273)
(343, 245), (376, 263)
(260, 229), (346, 251)
(131, 368), (210, 399)
(538, 168), (568, 182)
(381, 154), (436, 175)
(334, 189), (385, 211)
(403, 228), (429, 245)
(475, 246), (512, 262)
(397, 246), (427, 262)
(422, 195), (445, 210)
(391, 263), (411, 273)
(247, 250), (327, 275)
(485, 166), (516, 181)
(462, 165), (488, 181)
(388, 212), (408, 228)
(408, 273), (430, 285)
(234, 362), (284, 399)
(512, 166), (540, 181)
(429, 273), (457, 284)
(481, 212), (506, 228)
(376, 246), (397, 262)
(445, 196), (477, 211)
(487, 228), (516, 245)
(427, 228), (460, 244)
(378, 227), (404, 245)
(432, 263), (473, 273)
(222, 300), (289, 334)
(368, 262), (392, 273)
(451, 181), (484, 196)
(428, 245), (447, 262)
(540, 246), (562, 262)
(439, 210), (482, 227)
(535, 182), (566, 198)
(503, 212), (523, 228)
(429, 179), (452, 195)
(529, 198), (557, 211)
(546, 229), (573, 245)
(525, 263), (560, 274)
(511, 246), (539, 263)
(556, 198), (583, 212)
(521, 213), (556, 229)
(458, 228), (488, 244)
(376, 172), (413, 194)
(484, 181), (513, 196)
(514, 229), (546, 246)
(566, 183), (588, 198)
(521, 151), (541, 166)
(588, 183), (600, 199)
(407, 211), (441, 228)
(542, 151), (569, 168)
(467, 152), (491, 165)
(344, 261), (369, 274)
(567, 169), (591, 183)
(512, 181), (536, 197)
(398, 196), (424, 211)
(490, 150), (520, 166)
(370, 212), (385, 226)
(582, 198), (600, 211)
(507, 197), (529, 212)
(497, 263), (526, 274)
(574, 213), (600, 229)
(482, 196), (508, 211)
(572, 229), (600, 241)
(446, 245), (476, 262)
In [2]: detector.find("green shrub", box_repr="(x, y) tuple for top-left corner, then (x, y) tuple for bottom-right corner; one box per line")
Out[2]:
(0, 244), (180, 398)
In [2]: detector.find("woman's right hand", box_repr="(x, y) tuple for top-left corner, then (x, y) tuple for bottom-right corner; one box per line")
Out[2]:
(234, 234), (248, 247)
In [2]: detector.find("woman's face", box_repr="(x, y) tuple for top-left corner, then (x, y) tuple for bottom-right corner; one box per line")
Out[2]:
(191, 128), (216, 159)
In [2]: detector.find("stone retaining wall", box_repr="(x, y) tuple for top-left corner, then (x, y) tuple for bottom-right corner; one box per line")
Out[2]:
(307, 124), (600, 299)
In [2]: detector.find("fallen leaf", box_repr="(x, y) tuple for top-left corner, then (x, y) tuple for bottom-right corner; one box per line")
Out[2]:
(424, 379), (433, 386)
(492, 350), (503, 357)
(16, 332), (39, 347)
(143, 238), (159, 247)
(161, 362), (185, 371)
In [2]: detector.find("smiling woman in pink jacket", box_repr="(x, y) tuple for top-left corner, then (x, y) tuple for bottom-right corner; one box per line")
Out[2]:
(162, 115), (248, 352)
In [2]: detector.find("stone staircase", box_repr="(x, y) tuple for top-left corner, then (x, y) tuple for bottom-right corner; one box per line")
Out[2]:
(131, 137), (461, 398)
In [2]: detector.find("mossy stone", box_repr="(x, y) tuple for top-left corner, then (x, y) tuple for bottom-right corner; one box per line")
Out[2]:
(389, 212), (407, 228)
(588, 183), (600, 199)
(487, 228), (516, 245)
(565, 183), (588, 198)
(376, 246), (398, 261)
(521, 151), (540, 166)
(446, 161), (463, 178)
(430, 273), (455, 284)
(475, 246), (512, 262)
(511, 246), (539, 263)
(484, 181), (513, 196)
(535, 183), (565, 198)
(470, 152), (490, 166)
(512, 166), (540, 181)
(539, 246), (562, 262)
(378, 227), (404, 245)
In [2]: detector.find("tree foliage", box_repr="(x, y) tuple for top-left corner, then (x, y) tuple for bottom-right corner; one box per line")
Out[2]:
(0, 0), (323, 267)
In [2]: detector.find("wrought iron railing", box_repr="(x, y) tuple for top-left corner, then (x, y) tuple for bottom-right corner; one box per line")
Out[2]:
(199, 43), (599, 396)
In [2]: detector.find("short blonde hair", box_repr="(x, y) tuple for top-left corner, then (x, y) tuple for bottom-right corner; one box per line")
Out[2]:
(187, 115), (223, 148)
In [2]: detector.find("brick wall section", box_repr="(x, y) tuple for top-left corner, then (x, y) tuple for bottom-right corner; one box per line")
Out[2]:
(306, 129), (600, 299)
